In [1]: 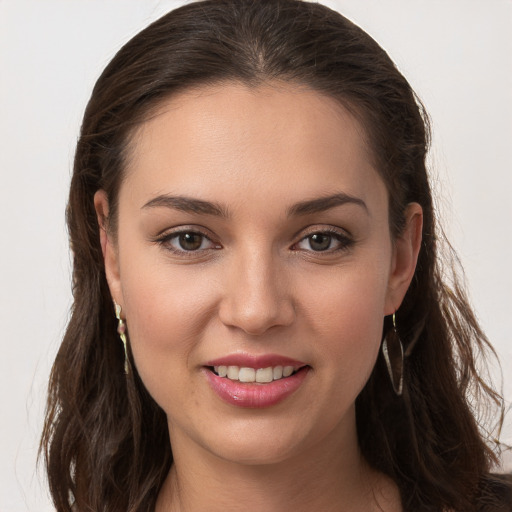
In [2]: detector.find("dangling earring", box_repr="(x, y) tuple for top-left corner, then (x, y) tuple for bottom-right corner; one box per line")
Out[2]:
(382, 312), (404, 396)
(114, 301), (129, 374)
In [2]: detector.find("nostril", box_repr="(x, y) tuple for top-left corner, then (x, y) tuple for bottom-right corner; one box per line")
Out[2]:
(218, 299), (295, 335)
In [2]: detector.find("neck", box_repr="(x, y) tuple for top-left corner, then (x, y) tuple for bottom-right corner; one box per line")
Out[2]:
(155, 411), (401, 512)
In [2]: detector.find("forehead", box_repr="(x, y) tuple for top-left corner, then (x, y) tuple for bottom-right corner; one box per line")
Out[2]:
(122, 82), (385, 215)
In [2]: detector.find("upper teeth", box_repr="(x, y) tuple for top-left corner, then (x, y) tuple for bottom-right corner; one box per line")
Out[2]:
(213, 365), (296, 383)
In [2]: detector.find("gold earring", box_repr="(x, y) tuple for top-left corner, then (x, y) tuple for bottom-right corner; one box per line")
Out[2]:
(382, 312), (404, 396)
(114, 301), (129, 374)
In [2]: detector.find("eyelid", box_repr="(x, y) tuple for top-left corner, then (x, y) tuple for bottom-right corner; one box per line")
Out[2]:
(293, 224), (352, 242)
(291, 225), (354, 252)
(152, 224), (353, 256)
(153, 225), (221, 255)
(154, 223), (213, 238)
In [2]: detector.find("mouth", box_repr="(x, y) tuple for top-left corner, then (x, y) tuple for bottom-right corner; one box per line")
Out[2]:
(208, 364), (303, 383)
(203, 358), (310, 408)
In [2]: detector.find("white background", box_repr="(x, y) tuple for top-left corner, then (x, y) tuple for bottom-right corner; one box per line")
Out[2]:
(0, 1), (510, 510)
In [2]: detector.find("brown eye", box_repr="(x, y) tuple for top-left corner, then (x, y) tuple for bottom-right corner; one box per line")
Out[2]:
(158, 230), (218, 254)
(178, 232), (204, 251)
(308, 233), (332, 251)
(294, 229), (353, 253)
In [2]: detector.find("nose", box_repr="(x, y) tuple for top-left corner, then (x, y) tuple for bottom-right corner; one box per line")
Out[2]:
(218, 247), (295, 336)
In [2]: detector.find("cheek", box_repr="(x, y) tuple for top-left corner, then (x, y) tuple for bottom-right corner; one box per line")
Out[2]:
(120, 260), (219, 405)
(299, 261), (389, 384)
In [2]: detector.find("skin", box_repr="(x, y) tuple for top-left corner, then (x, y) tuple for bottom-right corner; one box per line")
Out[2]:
(95, 82), (422, 511)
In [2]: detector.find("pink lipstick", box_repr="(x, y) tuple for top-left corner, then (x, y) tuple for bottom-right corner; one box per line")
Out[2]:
(203, 354), (310, 408)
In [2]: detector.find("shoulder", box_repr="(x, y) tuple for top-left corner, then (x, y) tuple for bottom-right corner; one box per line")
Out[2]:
(476, 473), (512, 512)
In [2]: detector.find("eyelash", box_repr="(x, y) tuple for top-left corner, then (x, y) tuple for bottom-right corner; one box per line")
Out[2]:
(154, 228), (220, 257)
(154, 226), (354, 257)
(292, 227), (354, 253)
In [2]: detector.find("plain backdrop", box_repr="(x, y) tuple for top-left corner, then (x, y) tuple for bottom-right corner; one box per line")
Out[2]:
(1, 1), (511, 510)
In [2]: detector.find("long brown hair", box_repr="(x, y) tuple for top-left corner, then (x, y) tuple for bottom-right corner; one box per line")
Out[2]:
(40, 1), (509, 511)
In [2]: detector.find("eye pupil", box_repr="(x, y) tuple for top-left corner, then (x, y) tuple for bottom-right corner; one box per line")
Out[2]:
(309, 233), (331, 251)
(179, 232), (203, 251)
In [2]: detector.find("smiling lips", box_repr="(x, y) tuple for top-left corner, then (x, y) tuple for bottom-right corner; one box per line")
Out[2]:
(213, 364), (297, 382)
(203, 355), (310, 408)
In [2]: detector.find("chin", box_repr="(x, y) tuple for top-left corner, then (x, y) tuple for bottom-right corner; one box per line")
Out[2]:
(184, 410), (348, 469)
(206, 435), (306, 467)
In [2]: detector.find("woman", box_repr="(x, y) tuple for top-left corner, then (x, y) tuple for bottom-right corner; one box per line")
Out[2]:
(40, 0), (511, 510)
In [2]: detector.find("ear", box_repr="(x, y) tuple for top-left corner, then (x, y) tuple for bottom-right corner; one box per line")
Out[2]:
(384, 202), (423, 315)
(94, 190), (124, 307)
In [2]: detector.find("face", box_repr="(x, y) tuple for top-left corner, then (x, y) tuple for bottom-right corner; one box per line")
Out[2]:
(97, 82), (421, 466)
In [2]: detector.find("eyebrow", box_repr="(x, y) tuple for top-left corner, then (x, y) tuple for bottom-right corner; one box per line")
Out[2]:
(141, 192), (367, 218)
(142, 195), (230, 217)
(286, 193), (368, 216)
